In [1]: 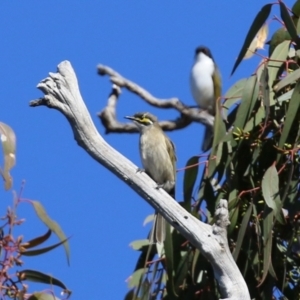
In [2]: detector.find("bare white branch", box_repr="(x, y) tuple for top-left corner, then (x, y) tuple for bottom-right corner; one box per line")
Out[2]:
(30, 61), (250, 300)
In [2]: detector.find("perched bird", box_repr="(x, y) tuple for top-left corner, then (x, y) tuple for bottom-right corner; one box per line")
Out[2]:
(190, 46), (222, 151)
(125, 112), (176, 244)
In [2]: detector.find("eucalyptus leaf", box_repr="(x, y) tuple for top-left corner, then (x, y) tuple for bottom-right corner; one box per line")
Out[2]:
(231, 4), (272, 75)
(31, 201), (70, 265)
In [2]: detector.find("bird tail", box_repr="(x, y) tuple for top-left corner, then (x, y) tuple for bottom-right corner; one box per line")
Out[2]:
(202, 126), (213, 152)
(149, 185), (175, 244)
(150, 213), (166, 244)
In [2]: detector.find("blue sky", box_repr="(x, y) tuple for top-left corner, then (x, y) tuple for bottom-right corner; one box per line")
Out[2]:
(0, 1), (294, 299)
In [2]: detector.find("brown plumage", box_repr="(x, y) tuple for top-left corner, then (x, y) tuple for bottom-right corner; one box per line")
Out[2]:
(125, 112), (176, 244)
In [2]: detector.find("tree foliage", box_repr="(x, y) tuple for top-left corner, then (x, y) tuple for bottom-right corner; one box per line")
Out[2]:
(0, 123), (71, 299)
(126, 1), (300, 299)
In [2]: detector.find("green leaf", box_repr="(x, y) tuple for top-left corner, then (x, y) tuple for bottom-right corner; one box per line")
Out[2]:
(27, 293), (61, 300)
(19, 269), (71, 293)
(191, 249), (201, 283)
(268, 40), (290, 106)
(223, 78), (247, 113)
(259, 64), (270, 119)
(274, 68), (300, 92)
(268, 28), (291, 56)
(124, 290), (135, 300)
(174, 250), (190, 290)
(243, 145), (261, 176)
(280, 1), (300, 46)
(127, 269), (146, 289)
(139, 279), (151, 300)
(183, 156), (199, 209)
(243, 106), (265, 133)
(232, 203), (253, 261)
(129, 239), (149, 251)
(164, 222), (177, 297)
(292, 0), (300, 17)
(261, 164), (280, 214)
(21, 237), (70, 257)
(231, 4), (272, 75)
(212, 101), (226, 149)
(207, 99), (227, 178)
(22, 230), (52, 249)
(234, 75), (258, 130)
(0, 122), (16, 190)
(143, 214), (154, 226)
(260, 208), (277, 286)
(277, 88), (293, 103)
(31, 201), (70, 265)
(228, 205), (239, 234)
(297, 18), (300, 36)
(277, 81), (300, 161)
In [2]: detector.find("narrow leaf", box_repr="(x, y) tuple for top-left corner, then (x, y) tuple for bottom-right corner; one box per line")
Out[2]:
(292, 0), (300, 17)
(260, 64), (270, 120)
(277, 88), (293, 103)
(244, 23), (268, 59)
(31, 201), (70, 265)
(143, 214), (154, 226)
(174, 251), (190, 289)
(22, 230), (51, 249)
(129, 239), (149, 251)
(0, 122), (16, 190)
(183, 156), (199, 209)
(268, 28), (291, 56)
(261, 164), (280, 214)
(207, 99), (227, 178)
(232, 203), (253, 261)
(223, 78), (247, 113)
(19, 269), (70, 292)
(234, 75), (258, 130)
(228, 205), (239, 234)
(27, 293), (61, 300)
(280, 2), (300, 46)
(191, 249), (201, 283)
(164, 222), (177, 297)
(231, 4), (272, 75)
(243, 106), (265, 133)
(259, 208), (276, 286)
(22, 237), (70, 257)
(274, 68), (300, 92)
(268, 40), (290, 106)
(277, 81), (300, 161)
(127, 269), (146, 288)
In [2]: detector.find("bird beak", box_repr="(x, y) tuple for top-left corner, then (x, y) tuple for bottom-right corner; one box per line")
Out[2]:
(124, 116), (135, 121)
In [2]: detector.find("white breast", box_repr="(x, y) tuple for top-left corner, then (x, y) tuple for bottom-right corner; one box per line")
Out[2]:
(190, 53), (215, 113)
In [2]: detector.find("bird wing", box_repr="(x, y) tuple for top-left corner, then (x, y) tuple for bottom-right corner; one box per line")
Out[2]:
(213, 67), (222, 100)
(165, 135), (177, 178)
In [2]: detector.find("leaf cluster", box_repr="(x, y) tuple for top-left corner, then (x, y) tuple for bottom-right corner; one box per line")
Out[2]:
(126, 1), (300, 299)
(0, 124), (71, 299)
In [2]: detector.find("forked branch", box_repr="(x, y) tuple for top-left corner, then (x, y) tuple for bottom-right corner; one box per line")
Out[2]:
(97, 64), (214, 134)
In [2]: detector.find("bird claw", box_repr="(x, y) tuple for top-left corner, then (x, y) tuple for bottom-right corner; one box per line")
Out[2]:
(155, 184), (164, 190)
(136, 167), (145, 173)
(156, 181), (175, 192)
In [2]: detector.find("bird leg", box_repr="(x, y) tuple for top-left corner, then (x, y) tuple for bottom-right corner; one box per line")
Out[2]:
(156, 180), (175, 194)
(136, 167), (145, 173)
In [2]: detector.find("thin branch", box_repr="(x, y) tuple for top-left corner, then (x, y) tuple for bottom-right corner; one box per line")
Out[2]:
(97, 64), (214, 133)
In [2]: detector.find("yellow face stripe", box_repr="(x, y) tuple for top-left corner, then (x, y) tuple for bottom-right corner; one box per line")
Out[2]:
(138, 116), (153, 125)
